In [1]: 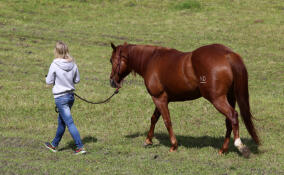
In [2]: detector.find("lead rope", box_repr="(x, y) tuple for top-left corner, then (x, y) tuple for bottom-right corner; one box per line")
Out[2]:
(55, 88), (119, 113)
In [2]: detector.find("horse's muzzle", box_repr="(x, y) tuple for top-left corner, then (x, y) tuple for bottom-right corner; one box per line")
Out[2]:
(110, 79), (117, 88)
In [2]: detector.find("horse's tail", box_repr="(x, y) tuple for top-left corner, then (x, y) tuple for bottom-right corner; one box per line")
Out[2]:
(229, 53), (260, 145)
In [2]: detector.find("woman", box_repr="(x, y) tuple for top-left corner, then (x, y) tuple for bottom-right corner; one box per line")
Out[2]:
(44, 41), (86, 155)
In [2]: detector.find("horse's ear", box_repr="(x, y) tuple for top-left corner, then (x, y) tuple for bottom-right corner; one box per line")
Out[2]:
(123, 42), (128, 46)
(111, 42), (116, 51)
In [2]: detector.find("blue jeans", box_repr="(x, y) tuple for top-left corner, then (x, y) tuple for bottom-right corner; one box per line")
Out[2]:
(51, 93), (83, 149)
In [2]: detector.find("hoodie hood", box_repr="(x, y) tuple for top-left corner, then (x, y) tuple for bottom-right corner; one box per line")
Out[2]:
(53, 58), (74, 72)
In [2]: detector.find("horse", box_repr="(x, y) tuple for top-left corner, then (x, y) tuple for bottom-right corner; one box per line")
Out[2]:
(108, 42), (260, 157)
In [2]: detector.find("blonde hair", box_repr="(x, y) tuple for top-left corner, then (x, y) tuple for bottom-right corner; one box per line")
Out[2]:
(54, 41), (73, 61)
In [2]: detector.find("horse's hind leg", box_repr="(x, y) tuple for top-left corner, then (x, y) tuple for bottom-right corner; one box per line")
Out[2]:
(219, 118), (232, 155)
(212, 95), (250, 157)
(219, 90), (236, 154)
(145, 107), (161, 146)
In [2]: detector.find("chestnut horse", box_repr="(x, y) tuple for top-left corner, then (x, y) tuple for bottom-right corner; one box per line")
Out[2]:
(109, 42), (260, 157)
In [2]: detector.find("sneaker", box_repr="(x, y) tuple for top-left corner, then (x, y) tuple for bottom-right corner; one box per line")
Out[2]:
(44, 142), (57, 152)
(74, 147), (86, 155)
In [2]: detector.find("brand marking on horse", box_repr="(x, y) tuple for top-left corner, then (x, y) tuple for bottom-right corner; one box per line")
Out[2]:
(200, 75), (206, 84)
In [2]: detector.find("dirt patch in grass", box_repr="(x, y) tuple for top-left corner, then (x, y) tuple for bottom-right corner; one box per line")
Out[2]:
(0, 47), (13, 51)
(93, 41), (109, 47)
(102, 34), (131, 41)
(0, 160), (41, 174)
(254, 19), (264, 24)
(102, 34), (164, 45)
(0, 136), (43, 149)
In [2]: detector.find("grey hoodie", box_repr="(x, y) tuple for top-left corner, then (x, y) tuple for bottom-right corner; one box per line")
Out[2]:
(46, 58), (80, 98)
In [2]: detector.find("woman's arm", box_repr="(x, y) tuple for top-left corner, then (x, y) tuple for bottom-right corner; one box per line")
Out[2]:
(73, 64), (80, 84)
(46, 63), (56, 85)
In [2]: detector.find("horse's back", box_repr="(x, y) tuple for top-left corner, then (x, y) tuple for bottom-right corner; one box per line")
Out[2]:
(145, 48), (201, 101)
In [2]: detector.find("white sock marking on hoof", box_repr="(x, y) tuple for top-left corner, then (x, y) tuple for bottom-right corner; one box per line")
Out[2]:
(234, 138), (243, 147)
(234, 138), (251, 157)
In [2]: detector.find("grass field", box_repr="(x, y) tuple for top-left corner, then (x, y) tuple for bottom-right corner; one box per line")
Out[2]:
(0, 0), (283, 174)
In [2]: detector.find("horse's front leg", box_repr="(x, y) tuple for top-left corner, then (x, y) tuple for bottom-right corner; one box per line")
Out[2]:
(145, 107), (161, 146)
(152, 93), (178, 152)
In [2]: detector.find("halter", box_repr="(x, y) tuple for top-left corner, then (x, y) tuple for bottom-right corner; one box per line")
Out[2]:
(113, 50), (127, 81)
(113, 51), (122, 77)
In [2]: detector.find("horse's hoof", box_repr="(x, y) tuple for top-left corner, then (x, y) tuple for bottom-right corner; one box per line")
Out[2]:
(218, 149), (224, 155)
(169, 147), (178, 152)
(143, 141), (153, 147)
(218, 148), (228, 155)
(237, 145), (251, 158)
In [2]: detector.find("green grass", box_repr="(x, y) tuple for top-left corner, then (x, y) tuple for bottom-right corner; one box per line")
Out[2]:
(0, 0), (283, 174)
(173, 0), (201, 10)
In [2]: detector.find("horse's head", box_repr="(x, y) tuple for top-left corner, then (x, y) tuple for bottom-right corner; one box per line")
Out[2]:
(109, 42), (131, 88)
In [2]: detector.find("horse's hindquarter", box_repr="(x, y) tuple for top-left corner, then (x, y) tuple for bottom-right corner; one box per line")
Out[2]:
(145, 50), (201, 101)
(191, 44), (234, 101)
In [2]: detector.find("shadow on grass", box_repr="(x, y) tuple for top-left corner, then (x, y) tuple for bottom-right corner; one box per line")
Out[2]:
(58, 136), (97, 151)
(125, 132), (260, 155)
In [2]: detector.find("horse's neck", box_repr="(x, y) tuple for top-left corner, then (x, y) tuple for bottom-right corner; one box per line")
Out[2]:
(128, 45), (154, 76)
